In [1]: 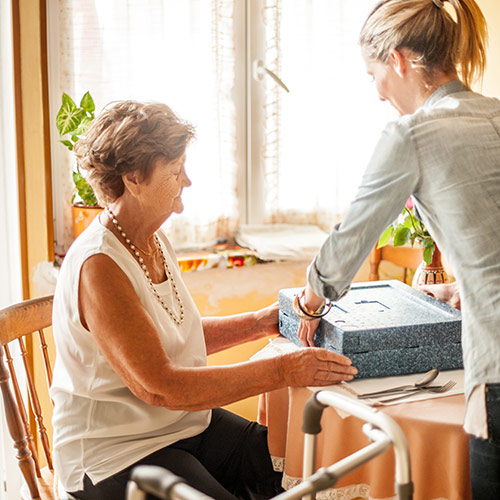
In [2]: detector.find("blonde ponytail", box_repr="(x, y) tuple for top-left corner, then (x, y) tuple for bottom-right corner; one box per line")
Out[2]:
(450, 0), (487, 87)
(359, 0), (488, 88)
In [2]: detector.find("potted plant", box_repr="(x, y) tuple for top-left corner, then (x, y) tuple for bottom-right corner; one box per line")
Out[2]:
(377, 197), (447, 285)
(56, 91), (102, 237)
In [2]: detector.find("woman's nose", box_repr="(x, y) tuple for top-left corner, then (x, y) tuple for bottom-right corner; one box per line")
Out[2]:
(182, 169), (192, 187)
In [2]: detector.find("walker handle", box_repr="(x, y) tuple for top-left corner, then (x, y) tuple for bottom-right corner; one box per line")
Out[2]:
(302, 393), (328, 434)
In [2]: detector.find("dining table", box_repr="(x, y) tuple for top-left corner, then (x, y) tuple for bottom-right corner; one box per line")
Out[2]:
(254, 340), (472, 500)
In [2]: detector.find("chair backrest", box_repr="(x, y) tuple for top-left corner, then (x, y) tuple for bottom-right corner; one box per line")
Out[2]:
(0, 295), (55, 499)
(369, 244), (423, 283)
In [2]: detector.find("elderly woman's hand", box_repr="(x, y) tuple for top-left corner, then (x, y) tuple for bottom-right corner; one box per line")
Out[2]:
(280, 347), (357, 386)
(254, 301), (280, 337)
(417, 281), (461, 310)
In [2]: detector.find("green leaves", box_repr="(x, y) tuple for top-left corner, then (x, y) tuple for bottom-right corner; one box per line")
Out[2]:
(393, 226), (411, 246)
(377, 199), (436, 266)
(56, 92), (95, 146)
(56, 92), (98, 206)
(421, 237), (436, 265)
(59, 139), (74, 150)
(57, 93), (81, 136)
(80, 91), (95, 114)
(72, 168), (98, 207)
(377, 226), (393, 248)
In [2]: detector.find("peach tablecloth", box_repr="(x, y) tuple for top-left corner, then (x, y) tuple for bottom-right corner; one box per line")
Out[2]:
(259, 387), (471, 500)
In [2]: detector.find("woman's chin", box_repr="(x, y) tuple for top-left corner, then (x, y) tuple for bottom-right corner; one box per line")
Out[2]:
(173, 200), (184, 214)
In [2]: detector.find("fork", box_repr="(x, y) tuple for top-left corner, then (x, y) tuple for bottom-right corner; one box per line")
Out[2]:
(356, 368), (440, 399)
(375, 381), (457, 404)
(357, 384), (447, 399)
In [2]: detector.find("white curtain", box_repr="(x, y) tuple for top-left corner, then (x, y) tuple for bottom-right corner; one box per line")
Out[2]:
(0, 0), (22, 308)
(262, 0), (396, 231)
(49, 0), (238, 253)
(49, 0), (396, 251)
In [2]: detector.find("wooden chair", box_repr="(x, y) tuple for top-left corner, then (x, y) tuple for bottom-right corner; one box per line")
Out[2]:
(0, 295), (62, 499)
(369, 244), (423, 284)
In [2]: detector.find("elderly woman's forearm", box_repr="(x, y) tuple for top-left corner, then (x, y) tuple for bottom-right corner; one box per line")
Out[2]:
(129, 348), (356, 411)
(202, 305), (279, 355)
(134, 357), (284, 410)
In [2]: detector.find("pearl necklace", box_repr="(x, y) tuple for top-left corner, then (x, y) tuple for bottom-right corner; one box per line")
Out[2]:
(134, 241), (156, 256)
(106, 208), (184, 325)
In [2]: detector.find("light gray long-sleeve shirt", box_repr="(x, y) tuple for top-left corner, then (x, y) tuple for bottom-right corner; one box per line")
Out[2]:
(307, 80), (500, 401)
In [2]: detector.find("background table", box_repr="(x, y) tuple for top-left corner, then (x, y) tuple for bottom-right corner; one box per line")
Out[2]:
(259, 387), (471, 500)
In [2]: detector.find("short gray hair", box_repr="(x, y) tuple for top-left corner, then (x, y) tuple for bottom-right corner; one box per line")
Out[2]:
(74, 101), (195, 205)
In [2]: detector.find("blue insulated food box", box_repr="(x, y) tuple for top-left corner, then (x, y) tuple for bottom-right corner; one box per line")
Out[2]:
(279, 280), (462, 379)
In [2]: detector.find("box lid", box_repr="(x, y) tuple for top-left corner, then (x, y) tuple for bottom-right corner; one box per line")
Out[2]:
(279, 280), (461, 354)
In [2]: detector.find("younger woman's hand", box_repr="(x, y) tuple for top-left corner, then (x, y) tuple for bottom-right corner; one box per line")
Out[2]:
(297, 317), (320, 347)
(418, 282), (461, 310)
(295, 284), (325, 347)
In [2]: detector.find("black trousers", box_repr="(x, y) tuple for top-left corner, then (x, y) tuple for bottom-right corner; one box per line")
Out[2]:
(469, 384), (500, 500)
(69, 408), (284, 500)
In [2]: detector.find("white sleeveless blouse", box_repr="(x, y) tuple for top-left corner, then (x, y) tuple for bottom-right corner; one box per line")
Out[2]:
(50, 217), (211, 492)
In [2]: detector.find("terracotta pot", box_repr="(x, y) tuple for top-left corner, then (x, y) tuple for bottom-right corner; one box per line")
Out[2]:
(72, 204), (103, 238)
(412, 245), (448, 286)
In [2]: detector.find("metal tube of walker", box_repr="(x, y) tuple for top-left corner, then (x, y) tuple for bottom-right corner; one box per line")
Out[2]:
(301, 392), (329, 500)
(271, 430), (392, 500)
(127, 466), (214, 500)
(313, 391), (413, 500)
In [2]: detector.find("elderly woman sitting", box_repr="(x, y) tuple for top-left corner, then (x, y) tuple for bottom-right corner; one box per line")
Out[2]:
(50, 101), (357, 500)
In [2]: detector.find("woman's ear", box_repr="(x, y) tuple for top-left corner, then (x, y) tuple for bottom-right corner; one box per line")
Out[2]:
(389, 48), (407, 78)
(122, 171), (143, 197)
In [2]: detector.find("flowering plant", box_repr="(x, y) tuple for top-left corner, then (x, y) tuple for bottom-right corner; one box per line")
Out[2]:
(377, 197), (436, 265)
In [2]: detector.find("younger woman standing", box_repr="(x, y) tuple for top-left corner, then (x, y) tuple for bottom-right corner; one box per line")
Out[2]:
(297, 2), (500, 498)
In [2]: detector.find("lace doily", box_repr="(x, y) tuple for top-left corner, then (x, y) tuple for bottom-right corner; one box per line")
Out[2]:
(281, 474), (450, 500)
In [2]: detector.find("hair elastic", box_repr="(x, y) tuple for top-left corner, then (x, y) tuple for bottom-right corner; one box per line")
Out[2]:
(432, 0), (445, 8)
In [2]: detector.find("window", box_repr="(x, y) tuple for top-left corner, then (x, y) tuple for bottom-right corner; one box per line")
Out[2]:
(261, 0), (395, 229)
(0, 1), (22, 307)
(48, 0), (240, 252)
(47, 0), (394, 254)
